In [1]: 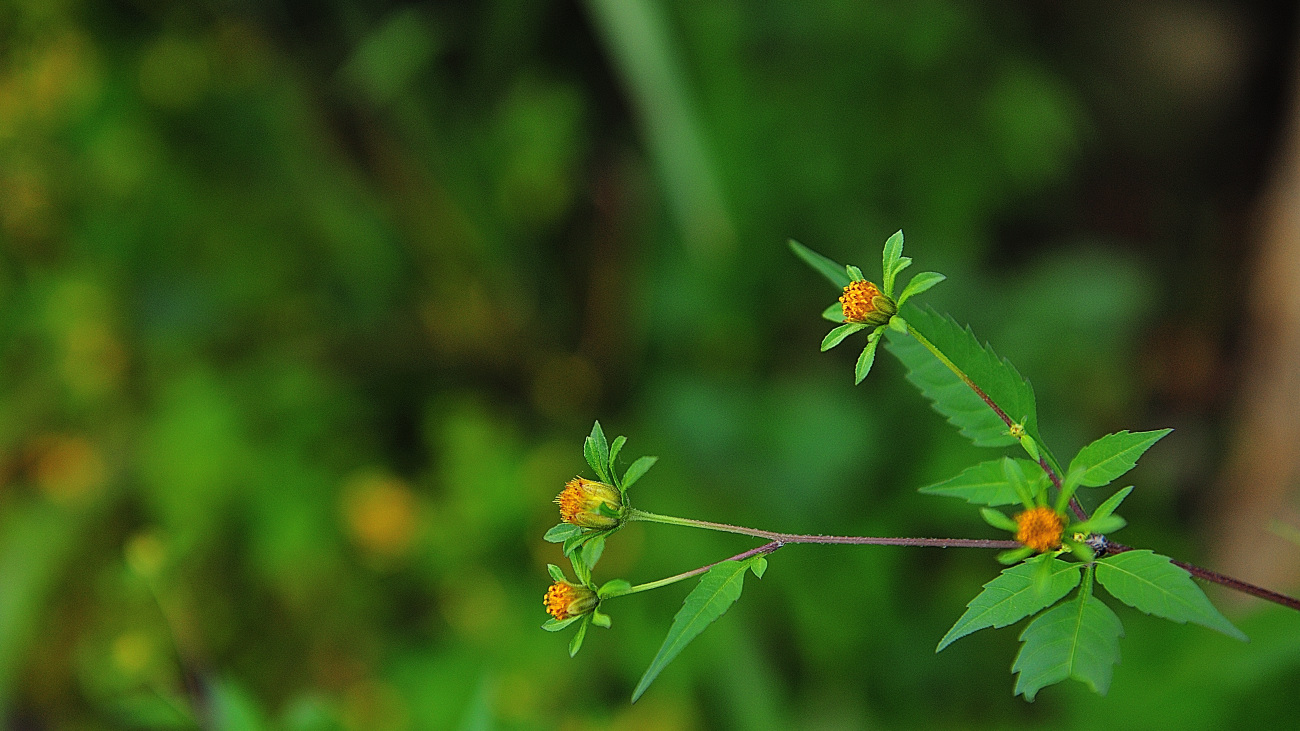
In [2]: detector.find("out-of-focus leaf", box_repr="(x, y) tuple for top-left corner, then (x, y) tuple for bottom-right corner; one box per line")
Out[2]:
(788, 239), (851, 288)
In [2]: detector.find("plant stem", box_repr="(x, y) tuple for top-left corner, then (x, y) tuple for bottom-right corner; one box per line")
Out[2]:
(626, 541), (782, 594)
(905, 326), (1090, 522)
(628, 509), (1021, 549)
(1105, 541), (1300, 612)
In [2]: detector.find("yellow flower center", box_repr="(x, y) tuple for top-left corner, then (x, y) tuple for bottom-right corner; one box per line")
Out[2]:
(555, 477), (622, 529)
(1014, 506), (1065, 552)
(544, 581), (596, 621)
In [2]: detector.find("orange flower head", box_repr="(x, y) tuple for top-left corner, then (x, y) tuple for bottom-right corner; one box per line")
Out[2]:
(544, 581), (597, 621)
(1014, 506), (1065, 552)
(556, 477), (622, 529)
(839, 280), (896, 326)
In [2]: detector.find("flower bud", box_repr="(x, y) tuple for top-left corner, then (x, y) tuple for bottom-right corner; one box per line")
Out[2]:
(544, 581), (598, 621)
(839, 280), (897, 327)
(555, 477), (623, 529)
(1013, 506), (1065, 552)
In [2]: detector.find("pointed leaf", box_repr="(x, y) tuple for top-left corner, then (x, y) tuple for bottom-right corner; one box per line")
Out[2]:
(542, 615), (582, 632)
(897, 271), (946, 306)
(821, 323), (868, 351)
(598, 579), (632, 599)
(937, 555), (1082, 651)
(789, 239), (851, 288)
(631, 557), (759, 702)
(568, 616), (589, 656)
(609, 435), (627, 468)
(846, 265), (865, 282)
(883, 306), (1039, 448)
(881, 230), (904, 295)
(980, 507), (1019, 532)
(1068, 429), (1172, 488)
(622, 456), (658, 490)
(1094, 550), (1247, 641)
(585, 422), (612, 482)
(920, 458), (1043, 507)
(1091, 486), (1134, 522)
(591, 610), (612, 628)
(547, 564), (567, 582)
(853, 336), (879, 384)
(1013, 592), (1124, 700)
(821, 302), (846, 323)
(544, 523), (581, 543)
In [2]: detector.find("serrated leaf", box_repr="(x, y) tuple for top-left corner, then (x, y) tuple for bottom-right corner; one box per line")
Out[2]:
(854, 335), (880, 384)
(789, 239), (851, 288)
(821, 323), (868, 351)
(822, 302), (846, 323)
(883, 306), (1039, 448)
(547, 564), (567, 582)
(544, 523), (581, 543)
(1068, 429), (1172, 488)
(937, 555), (1082, 651)
(632, 557), (759, 702)
(1012, 593), (1124, 701)
(897, 271), (946, 306)
(622, 456), (658, 490)
(881, 230), (904, 295)
(1094, 550), (1247, 641)
(920, 458), (1043, 507)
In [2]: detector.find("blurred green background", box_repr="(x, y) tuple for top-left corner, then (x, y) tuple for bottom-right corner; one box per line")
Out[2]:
(2, 0), (1299, 728)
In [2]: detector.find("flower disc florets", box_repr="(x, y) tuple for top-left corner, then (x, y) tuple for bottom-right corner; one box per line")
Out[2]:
(1014, 506), (1065, 552)
(544, 581), (598, 621)
(839, 280), (897, 327)
(556, 477), (623, 529)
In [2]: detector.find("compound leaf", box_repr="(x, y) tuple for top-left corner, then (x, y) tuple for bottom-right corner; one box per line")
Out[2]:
(1094, 550), (1247, 641)
(1012, 592), (1124, 701)
(937, 555), (1082, 651)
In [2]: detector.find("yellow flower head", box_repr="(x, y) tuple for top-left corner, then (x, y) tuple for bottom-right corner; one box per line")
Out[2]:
(556, 477), (622, 529)
(544, 581), (598, 621)
(839, 280), (896, 327)
(1014, 506), (1065, 552)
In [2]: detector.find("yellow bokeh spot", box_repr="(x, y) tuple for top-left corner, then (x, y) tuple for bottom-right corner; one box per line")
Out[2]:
(112, 632), (153, 675)
(125, 531), (167, 578)
(30, 433), (106, 503)
(342, 473), (419, 559)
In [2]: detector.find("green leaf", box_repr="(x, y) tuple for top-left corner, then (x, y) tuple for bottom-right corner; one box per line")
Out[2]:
(883, 306), (1039, 449)
(821, 302), (846, 323)
(821, 323), (868, 351)
(1094, 550), (1247, 641)
(591, 610), (612, 629)
(937, 555), (1082, 651)
(609, 435), (627, 469)
(980, 507), (1019, 532)
(998, 546), (1035, 565)
(897, 271), (946, 306)
(1091, 486), (1134, 522)
(749, 557), (767, 579)
(920, 458), (1044, 507)
(622, 456), (658, 490)
(544, 523), (581, 543)
(881, 230), (904, 295)
(542, 615), (582, 632)
(580, 533), (607, 572)
(789, 239), (851, 288)
(632, 557), (759, 702)
(598, 579), (632, 599)
(584, 422), (612, 483)
(1012, 592), (1124, 701)
(547, 564), (567, 582)
(846, 264), (865, 282)
(853, 335), (880, 385)
(569, 616), (590, 656)
(1068, 429), (1172, 488)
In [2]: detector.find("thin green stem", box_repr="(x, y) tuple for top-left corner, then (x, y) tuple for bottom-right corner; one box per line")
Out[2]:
(626, 541), (781, 595)
(628, 508), (1021, 549)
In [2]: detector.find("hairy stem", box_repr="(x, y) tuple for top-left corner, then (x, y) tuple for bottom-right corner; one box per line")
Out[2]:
(628, 509), (1021, 549)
